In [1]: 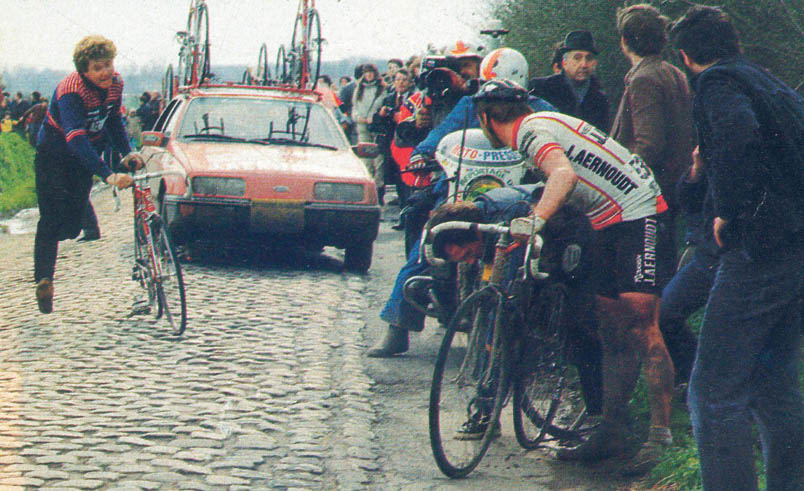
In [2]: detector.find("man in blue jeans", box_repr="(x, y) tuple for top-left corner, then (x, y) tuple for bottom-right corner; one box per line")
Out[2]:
(658, 147), (713, 386)
(671, 6), (804, 490)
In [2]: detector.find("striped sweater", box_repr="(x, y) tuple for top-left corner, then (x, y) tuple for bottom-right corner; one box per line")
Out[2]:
(38, 71), (131, 179)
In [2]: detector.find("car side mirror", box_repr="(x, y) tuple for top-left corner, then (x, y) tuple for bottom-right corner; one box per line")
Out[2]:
(352, 142), (379, 159)
(141, 131), (167, 147)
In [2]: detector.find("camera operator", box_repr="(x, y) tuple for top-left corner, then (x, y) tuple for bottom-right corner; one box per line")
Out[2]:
(368, 48), (556, 358)
(399, 48), (556, 254)
(393, 42), (484, 176)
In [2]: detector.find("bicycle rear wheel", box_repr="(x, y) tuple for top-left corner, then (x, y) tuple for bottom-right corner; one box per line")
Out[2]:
(513, 284), (586, 447)
(429, 286), (509, 478)
(152, 216), (187, 335)
(133, 215), (158, 315)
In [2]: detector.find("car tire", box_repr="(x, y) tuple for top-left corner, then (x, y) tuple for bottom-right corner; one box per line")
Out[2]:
(158, 193), (182, 246)
(344, 241), (373, 273)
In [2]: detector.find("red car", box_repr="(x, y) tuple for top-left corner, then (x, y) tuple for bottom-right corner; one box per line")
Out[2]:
(139, 84), (380, 271)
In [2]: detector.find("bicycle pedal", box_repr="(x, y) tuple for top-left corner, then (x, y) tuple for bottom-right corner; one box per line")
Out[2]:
(130, 298), (151, 316)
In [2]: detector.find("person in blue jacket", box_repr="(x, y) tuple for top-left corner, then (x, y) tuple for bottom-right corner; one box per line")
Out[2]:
(34, 35), (143, 314)
(368, 48), (555, 357)
(671, 6), (804, 489)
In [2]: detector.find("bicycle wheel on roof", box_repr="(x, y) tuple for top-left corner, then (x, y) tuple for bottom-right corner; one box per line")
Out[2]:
(305, 8), (322, 90)
(162, 64), (175, 101)
(184, 0), (210, 86)
(256, 43), (271, 85)
(275, 45), (289, 85)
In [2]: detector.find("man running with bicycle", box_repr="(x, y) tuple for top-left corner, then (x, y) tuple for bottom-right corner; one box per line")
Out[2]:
(471, 79), (675, 473)
(33, 35), (144, 314)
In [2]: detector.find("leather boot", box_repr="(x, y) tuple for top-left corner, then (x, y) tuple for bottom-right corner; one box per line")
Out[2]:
(367, 325), (409, 358)
(36, 278), (54, 314)
(556, 421), (630, 462)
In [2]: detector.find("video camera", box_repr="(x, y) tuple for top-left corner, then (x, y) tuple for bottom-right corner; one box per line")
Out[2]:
(417, 55), (462, 97)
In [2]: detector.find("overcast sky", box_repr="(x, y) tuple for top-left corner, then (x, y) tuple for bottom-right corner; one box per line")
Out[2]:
(0, 0), (495, 72)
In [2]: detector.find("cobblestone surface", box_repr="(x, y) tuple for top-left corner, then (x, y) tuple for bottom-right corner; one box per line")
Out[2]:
(0, 187), (381, 489)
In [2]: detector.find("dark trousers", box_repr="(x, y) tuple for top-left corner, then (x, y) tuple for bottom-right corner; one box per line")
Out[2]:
(688, 248), (804, 491)
(34, 148), (93, 282)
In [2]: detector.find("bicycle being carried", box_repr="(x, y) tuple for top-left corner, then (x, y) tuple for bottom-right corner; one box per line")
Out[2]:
(116, 154), (188, 336)
(423, 214), (596, 478)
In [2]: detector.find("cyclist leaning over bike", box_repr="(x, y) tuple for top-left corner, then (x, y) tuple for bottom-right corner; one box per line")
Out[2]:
(472, 79), (675, 472)
(424, 184), (603, 438)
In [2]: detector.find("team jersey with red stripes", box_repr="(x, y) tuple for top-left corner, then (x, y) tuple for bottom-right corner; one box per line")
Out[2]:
(514, 111), (667, 230)
(38, 71), (130, 179)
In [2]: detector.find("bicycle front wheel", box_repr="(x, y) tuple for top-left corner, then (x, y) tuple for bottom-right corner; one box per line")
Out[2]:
(429, 286), (509, 478)
(152, 217), (187, 335)
(513, 284), (585, 447)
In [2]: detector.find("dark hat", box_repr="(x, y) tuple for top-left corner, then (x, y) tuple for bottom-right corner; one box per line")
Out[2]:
(140, 92), (151, 102)
(561, 30), (599, 55)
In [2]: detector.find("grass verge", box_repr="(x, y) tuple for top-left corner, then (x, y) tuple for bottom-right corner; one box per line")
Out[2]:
(0, 132), (37, 215)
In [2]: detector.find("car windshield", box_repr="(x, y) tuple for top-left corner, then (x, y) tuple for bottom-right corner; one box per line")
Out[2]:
(178, 96), (347, 149)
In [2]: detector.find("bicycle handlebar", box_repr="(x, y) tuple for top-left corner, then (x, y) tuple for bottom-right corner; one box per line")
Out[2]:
(422, 220), (543, 268)
(113, 169), (187, 212)
(422, 219), (549, 281)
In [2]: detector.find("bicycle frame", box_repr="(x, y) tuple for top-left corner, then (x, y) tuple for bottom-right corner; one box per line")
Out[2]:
(132, 173), (180, 293)
(175, 0), (210, 88)
(296, 0), (316, 89)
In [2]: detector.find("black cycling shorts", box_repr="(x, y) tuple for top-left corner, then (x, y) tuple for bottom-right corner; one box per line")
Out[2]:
(589, 214), (675, 298)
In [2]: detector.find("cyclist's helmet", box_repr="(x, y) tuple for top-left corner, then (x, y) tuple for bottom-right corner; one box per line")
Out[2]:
(480, 48), (529, 86)
(444, 40), (484, 61)
(472, 79), (529, 104)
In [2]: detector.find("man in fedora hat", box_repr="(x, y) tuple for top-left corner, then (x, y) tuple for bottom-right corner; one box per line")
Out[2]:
(529, 30), (610, 131)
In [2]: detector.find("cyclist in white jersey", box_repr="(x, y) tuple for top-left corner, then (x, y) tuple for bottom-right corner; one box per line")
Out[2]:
(473, 79), (675, 472)
(515, 111), (667, 228)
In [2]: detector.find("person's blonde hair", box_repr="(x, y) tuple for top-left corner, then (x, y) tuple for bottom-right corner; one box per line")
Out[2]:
(73, 35), (117, 73)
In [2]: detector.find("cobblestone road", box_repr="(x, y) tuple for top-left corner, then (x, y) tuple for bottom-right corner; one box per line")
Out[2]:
(0, 187), (381, 490)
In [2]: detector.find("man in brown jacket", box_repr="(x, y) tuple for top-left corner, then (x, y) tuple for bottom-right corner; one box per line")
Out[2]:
(607, 3), (695, 476)
(611, 4), (695, 213)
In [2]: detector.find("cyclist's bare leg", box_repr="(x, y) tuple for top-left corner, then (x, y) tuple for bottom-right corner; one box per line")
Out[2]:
(596, 292), (674, 429)
(558, 292), (674, 462)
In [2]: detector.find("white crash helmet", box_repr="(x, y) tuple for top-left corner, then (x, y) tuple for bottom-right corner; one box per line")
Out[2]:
(480, 47), (529, 87)
(444, 40), (484, 61)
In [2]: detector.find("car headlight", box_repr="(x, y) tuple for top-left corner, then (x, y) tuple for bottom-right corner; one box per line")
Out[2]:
(192, 177), (246, 197)
(314, 182), (364, 202)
